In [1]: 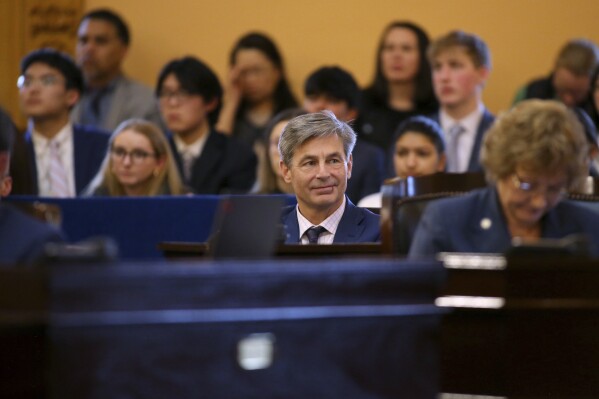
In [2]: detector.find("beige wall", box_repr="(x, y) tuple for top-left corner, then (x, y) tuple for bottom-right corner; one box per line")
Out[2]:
(7, 0), (599, 121)
(1, 0), (83, 128)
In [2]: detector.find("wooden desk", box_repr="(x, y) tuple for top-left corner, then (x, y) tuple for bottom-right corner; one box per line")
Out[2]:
(158, 242), (383, 258)
(439, 253), (599, 397)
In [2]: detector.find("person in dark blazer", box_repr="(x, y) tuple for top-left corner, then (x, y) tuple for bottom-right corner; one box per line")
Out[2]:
(410, 100), (599, 258)
(18, 48), (109, 197)
(428, 31), (495, 173)
(156, 56), (257, 194)
(0, 107), (64, 265)
(278, 111), (380, 244)
(513, 39), (598, 110)
(302, 66), (385, 203)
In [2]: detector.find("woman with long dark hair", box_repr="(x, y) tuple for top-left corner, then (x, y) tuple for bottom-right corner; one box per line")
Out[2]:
(216, 32), (297, 147)
(359, 21), (438, 150)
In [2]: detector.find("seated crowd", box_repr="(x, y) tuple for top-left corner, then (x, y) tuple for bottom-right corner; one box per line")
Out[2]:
(3, 8), (599, 263)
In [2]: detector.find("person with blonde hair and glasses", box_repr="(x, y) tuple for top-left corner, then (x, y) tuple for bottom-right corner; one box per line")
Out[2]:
(410, 100), (599, 257)
(85, 119), (186, 196)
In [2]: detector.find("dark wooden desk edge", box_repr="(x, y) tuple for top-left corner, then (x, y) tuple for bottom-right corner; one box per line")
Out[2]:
(158, 242), (383, 258)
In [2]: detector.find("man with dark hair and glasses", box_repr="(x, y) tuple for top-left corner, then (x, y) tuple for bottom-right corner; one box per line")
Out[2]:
(72, 8), (161, 131)
(18, 48), (109, 197)
(156, 56), (256, 194)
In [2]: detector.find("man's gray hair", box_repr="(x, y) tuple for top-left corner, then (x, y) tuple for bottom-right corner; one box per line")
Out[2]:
(278, 110), (356, 167)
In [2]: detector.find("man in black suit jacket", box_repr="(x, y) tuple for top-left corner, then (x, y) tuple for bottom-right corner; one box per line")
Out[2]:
(0, 108), (63, 265)
(279, 111), (380, 244)
(18, 48), (109, 197)
(429, 31), (495, 172)
(156, 56), (256, 194)
(303, 66), (385, 204)
(513, 39), (598, 110)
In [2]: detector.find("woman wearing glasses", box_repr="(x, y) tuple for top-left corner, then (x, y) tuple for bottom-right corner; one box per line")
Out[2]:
(84, 119), (186, 196)
(409, 100), (599, 257)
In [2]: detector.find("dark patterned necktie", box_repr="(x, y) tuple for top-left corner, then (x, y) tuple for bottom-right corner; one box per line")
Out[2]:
(306, 226), (327, 244)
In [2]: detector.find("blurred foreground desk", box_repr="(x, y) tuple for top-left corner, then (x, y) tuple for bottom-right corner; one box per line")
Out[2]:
(158, 242), (383, 258)
(0, 258), (442, 399)
(439, 253), (599, 397)
(4, 254), (599, 398)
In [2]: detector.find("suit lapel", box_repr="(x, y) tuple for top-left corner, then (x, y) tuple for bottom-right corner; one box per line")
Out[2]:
(72, 127), (86, 193)
(465, 187), (512, 252)
(333, 199), (365, 243)
(467, 108), (495, 171)
(24, 131), (40, 195)
(167, 135), (185, 178)
(103, 77), (127, 131)
(190, 130), (224, 190)
(284, 207), (300, 243)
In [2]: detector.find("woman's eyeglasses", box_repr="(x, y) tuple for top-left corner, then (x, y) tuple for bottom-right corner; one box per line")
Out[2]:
(512, 173), (567, 199)
(110, 147), (156, 163)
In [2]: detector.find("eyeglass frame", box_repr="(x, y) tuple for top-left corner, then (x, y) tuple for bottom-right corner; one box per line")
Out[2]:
(17, 74), (62, 89)
(110, 147), (158, 163)
(511, 173), (567, 199)
(157, 89), (197, 103)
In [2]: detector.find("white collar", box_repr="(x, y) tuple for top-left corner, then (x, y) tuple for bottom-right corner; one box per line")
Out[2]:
(440, 103), (484, 135)
(297, 196), (346, 240)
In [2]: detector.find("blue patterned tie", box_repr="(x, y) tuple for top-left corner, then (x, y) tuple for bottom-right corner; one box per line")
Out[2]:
(306, 226), (327, 244)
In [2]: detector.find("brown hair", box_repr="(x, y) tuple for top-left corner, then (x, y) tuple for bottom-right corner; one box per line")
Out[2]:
(481, 100), (588, 191)
(428, 30), (491, 69)
(554, 39), (599, 77)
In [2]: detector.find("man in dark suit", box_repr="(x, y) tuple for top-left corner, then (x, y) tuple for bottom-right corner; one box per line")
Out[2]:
(0, 108), (64, 265)
(156, 56), (256, 194)
(303, 66), (385, 204)
(18, 49), (109, 197)
(279, 111), (380, 244)
(513, 39), (598, 109)
(428, 31), (495, 172)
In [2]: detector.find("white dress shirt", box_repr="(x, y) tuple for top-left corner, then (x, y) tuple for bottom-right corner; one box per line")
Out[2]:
(297, 197), (346, 244)
(440, 104), (484, 173)
(31, 123), (76, 197)
(174, 133), (208, 178)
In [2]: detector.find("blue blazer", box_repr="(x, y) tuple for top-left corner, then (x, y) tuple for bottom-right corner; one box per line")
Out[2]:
(281, 198), (381, 243)
(169, 129), (257, 194)
(432, 108), (495, 172)
(409, 187), (599, 258)
(0, 203), (64, 265)
(25, 125), (109, 196)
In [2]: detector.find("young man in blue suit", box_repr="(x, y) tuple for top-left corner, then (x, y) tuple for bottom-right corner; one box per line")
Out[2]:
(18, 48), (109, 197)
(279, 111), (380, 244)
(0, 108), (64, 265)
(428, 31), (495, 172)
